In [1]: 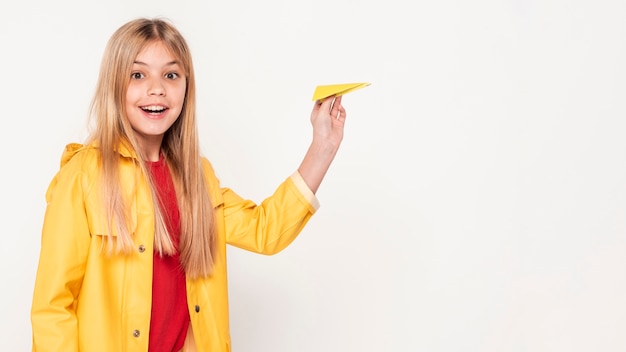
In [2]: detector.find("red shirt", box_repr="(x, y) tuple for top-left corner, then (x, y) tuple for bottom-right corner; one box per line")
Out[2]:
(147, 158), (190, 352)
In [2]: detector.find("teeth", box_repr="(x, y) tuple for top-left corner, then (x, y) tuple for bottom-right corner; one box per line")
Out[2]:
(142, 105), (165, 112)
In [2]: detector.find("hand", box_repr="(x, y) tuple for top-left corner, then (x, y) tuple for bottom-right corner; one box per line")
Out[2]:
(310, 95), (347, 149)
(297, 95), (347, 194)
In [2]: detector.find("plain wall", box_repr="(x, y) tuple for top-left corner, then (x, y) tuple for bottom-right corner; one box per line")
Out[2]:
(2, 0), (626, 351)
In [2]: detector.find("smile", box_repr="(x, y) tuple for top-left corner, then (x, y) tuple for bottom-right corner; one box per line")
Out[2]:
(140, 105), (168, 114)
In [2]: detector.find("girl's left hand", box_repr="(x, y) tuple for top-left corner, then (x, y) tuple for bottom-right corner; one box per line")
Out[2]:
(310, 95), (347, 149)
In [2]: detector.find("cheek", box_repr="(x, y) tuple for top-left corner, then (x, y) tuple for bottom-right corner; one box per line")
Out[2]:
(125, 85), (142, 105)
(173, 87), (187, 105)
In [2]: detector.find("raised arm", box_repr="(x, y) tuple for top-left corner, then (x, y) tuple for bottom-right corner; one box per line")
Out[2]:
(297, 95), (347, 194)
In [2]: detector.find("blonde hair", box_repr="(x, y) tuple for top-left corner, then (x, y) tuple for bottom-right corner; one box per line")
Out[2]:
(87, 17), (216, 278)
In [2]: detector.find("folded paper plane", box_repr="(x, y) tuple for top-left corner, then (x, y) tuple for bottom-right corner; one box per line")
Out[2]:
(312, 82), (371, 101)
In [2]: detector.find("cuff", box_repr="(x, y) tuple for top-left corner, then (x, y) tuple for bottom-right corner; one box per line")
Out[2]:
(290, 171), (320, 211)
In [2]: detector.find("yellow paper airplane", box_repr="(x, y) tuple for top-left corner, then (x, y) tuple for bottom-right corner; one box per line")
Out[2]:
(312, 82), (371, 101)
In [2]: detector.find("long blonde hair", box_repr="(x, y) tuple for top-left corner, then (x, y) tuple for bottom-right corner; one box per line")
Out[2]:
(87, 17), (216, 278)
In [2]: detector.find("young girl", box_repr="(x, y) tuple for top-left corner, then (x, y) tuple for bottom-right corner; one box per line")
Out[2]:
(31, 17), (347, 352)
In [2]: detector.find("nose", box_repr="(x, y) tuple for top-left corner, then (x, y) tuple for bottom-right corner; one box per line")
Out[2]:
(148, 79), (166, 96)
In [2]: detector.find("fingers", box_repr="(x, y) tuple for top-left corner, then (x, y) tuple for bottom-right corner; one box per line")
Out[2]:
(330, 95), (344, 120)
(331, 104), (346, 123)
(313, 95), (346, 120)
(315, 95), (341, 111)
(315, 95), (335, 110)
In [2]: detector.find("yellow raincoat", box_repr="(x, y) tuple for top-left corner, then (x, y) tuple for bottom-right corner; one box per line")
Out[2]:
(31, 143), (318, 351)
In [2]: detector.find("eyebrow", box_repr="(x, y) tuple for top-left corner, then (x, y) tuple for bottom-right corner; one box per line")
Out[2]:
(133, 60), (180, 67)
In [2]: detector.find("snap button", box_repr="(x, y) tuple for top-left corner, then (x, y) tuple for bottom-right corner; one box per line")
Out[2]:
(132, 329), (141, 338)
(195, 305), (200, 313)
(138, 245), (146, 253)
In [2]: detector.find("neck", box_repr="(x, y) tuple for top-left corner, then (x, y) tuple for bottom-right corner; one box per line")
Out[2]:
(136, 136), (163, 162)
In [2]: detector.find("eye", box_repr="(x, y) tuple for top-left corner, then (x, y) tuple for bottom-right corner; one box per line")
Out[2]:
(131, 72), (144, 80)
(165, 72), (179, 80)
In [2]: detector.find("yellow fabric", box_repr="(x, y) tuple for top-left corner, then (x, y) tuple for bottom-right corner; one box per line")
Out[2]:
(31, 143), (318, 352)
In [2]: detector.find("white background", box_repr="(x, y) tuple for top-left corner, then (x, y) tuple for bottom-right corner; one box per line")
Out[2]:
(2, 0), (626, 351)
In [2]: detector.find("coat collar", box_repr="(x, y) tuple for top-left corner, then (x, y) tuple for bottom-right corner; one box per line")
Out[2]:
(60, 140), (138, 167)
(60, 141), (223, 209)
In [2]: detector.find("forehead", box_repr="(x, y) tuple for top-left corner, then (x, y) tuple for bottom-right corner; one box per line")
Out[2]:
(135, 41), (180, 64)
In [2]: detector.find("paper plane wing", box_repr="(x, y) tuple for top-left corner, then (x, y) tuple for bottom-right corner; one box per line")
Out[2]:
(312, 82), (371, 101)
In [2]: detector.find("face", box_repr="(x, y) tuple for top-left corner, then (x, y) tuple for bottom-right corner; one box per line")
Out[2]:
(125, 41), (187, 158)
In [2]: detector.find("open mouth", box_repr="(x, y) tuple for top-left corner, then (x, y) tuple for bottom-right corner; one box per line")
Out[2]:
(141, 105), (168, 114)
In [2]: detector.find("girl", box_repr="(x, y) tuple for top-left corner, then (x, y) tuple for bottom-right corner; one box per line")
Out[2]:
(31, 17), (347, 352)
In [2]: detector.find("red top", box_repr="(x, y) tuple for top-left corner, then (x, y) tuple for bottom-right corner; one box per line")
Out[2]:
(147, 157), (190, 352)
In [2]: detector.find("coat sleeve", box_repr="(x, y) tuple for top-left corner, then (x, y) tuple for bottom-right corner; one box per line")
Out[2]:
(31, 156), (93, 351)
(220, 173), (319, 255)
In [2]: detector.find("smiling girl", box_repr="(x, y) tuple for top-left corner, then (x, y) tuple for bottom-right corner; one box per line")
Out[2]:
(31, 17), (347, 352)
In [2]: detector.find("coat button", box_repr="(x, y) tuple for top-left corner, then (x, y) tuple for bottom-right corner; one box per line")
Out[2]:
(195, 305), (200, 313)
(132, 329), (141, 338)
(138, 245), (146, 253)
